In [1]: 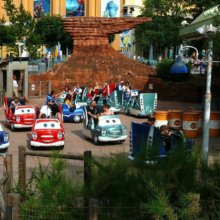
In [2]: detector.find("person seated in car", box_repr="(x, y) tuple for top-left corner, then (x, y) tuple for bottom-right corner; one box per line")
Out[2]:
(10, 97), (21, 113)
(64, 94), (73, 108)
(39, 91), (63, 123)
(45, 91), (57, 106)
(64, 93), (76, 112)
(160, 125), (172, 152)
(72, 83), (82, 99)
(100, 104), (114, 116)
(56, 85), (73, 98)
(86, 100), (99, 128)
(142, 115), (156, 127)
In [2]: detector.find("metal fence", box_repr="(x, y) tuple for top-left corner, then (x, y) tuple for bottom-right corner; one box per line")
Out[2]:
(28, 81), (51, 98)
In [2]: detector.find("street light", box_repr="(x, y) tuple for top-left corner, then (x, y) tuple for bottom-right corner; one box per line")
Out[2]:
(197, 24), (216, 163)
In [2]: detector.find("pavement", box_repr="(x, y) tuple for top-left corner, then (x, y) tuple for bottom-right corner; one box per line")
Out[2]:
(0, 97), (219, 180)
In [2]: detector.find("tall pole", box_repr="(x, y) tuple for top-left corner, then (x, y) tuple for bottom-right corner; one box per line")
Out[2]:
(202, 39), (213, 163)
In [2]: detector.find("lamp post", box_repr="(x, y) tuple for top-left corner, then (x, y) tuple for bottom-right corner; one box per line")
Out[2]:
(202, 39), (213, 163)
(197, 24), (217, 163)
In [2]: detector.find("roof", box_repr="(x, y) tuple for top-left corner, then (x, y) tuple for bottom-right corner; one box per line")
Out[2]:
(179, 5), (220, 39)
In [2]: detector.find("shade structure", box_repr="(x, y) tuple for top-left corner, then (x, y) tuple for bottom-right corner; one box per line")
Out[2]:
(171, 60), (188, 74)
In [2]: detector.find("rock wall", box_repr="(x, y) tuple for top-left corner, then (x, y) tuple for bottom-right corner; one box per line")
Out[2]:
(29, 48), (155, 92)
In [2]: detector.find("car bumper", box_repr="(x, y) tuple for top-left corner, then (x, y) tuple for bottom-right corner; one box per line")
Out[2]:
(0, 142), (9, 150)
(31, 141), (64, 147)
(98, 135), (127, 142)
(137, 112), (152, 117)
(110, 107), (122, 113)
(14, 124), (33, 128)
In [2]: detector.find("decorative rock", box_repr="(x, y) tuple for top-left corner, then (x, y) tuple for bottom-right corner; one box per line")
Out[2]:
(29, 17), (155, 92)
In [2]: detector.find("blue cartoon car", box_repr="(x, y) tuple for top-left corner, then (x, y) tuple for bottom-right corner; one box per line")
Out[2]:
(0, 124), (9, 151)
(62, 104), (84, 123)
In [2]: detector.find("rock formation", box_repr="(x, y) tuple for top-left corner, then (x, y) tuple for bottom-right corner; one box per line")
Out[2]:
(29, 17), (155, 91)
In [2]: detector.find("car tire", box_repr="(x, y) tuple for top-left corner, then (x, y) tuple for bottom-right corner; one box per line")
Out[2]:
(73, 115), (81, 123)
(93, 135), (99, 145)
(124, 108), (129, 115)
(10, 123), (14, 131)
(30, 145), (35, 150)
(60, 145), (64, 150)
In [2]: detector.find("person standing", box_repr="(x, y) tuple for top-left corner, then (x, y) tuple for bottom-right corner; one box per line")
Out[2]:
(12, 75), (19, 97)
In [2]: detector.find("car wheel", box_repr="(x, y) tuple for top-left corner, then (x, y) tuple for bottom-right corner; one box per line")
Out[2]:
(10, 123), (14, 131)
(73, 115), (81, 123)
(119, 140), (125, 143)
(93, 135), (99, 145)
(60, 145), (64, 150)
(124, 108), (129, 115)
(30, 145), (35, 150)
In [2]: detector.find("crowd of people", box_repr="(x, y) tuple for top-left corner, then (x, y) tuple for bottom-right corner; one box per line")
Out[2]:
(35, 80), (128, 124)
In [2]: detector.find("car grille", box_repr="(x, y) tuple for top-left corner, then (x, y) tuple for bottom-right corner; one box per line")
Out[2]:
(107, 128), (122, 138)
(40, 135), (54, 143)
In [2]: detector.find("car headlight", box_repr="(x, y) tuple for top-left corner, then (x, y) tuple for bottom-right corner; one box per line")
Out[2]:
(4, 133), (9, 142)
(32, 132), (37, 140)
(57, 132), (63, 140)
(101, 129), (106, 135)
(16, 116), (20, 123)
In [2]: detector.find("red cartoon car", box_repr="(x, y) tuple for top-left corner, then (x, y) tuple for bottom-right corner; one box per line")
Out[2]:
(30, 118), (65, 149)
(4, 97), (37, 131)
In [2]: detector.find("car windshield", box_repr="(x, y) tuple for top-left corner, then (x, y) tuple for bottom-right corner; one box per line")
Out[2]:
(98, 115), (121, 126)
(34, 121), (61, 130)
(15, 106), (35, 114)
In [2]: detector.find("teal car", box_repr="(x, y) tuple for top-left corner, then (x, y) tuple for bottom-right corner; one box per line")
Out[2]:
(124, 93), (157, 117)
(82, 107), (127, 145)
(96, 90), (124, 113)
(75, 87), (89, 107)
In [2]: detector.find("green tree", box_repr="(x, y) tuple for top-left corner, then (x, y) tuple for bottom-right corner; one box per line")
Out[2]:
(0, 18), (15, 57)
(0, 23), (14, 46)
(2, 0), (36, 57)
(34, 15), (67, 62)
(136, 0), (191, 58)
(188, 0), (220, 19)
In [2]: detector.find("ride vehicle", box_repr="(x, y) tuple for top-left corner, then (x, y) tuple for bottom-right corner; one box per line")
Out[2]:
(82, 107), (127, 144)
(75, 87), (89, 106)
(96, 90), (124, 113)
(62, 103), (84, 123)
(4, 97), (36, 131)
(124, 91), (157, 117)
(0, 124), (9, 151)
(129, 122), (192, 161)
(56, 92), (69, 105)
(30, 118), (65, 149)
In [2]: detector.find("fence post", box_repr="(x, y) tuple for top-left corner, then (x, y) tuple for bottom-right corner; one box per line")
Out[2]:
(48, 81), (51, 94)
(84, 151), (92, 189)
(89, 198), (98, 220)
(6, 193), (20, 220)
(5, 154), (13, 194)
(18, 146), (26, 195)
(39, 81), (42, 98)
